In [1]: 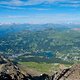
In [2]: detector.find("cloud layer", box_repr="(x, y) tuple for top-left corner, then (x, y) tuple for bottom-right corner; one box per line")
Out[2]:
(0, 0), (80, 8)
(0, 0), (64, 6)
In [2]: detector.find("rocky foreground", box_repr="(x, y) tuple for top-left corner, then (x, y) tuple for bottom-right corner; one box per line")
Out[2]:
(0, 55), (80, 80)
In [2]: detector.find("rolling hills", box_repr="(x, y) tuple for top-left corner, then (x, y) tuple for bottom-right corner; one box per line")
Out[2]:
(0, 24), (80, 64)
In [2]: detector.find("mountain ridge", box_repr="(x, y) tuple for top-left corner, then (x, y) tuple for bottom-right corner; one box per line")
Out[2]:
(0, 55), (80, 80)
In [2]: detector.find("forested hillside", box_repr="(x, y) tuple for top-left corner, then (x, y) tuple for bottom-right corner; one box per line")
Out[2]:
(0, 24), (80, 63)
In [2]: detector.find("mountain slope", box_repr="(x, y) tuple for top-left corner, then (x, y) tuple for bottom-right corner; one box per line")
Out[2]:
(0, 55), (80, 80)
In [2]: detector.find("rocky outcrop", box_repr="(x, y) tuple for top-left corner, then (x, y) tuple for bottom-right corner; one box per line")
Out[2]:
(0, 56), (26, 80)
(0, 55), (80, 80)
(50, 64), (80, 80)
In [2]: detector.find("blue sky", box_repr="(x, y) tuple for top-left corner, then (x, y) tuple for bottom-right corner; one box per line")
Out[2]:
(0, 0), (80, 24)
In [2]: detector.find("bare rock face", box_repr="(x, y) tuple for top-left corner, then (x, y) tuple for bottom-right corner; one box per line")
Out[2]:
(0, 55), (26, 80)
(0, 55), (8, 64)
(61, 64), (80, 80)
(0, 63), (25, 80)
(51, 64), (80, 80)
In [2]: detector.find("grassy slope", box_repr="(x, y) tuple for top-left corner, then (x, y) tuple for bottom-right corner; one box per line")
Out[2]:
(19, 62), (72, 74)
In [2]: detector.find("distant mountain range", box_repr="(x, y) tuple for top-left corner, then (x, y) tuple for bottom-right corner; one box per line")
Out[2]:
(0, 23), (80, 36)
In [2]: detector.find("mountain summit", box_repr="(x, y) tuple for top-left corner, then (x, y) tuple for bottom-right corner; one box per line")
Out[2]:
(0, 55), (80, 80)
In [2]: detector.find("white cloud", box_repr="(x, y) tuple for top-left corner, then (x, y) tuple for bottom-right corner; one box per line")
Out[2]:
(60, 4), (80, 7)
(60, 0), (80, 7)
(0, 15), (30, 18)
(0, 0), (80, 8)
(0, 5), (52, 10)
(0, 5), (26, 9)
(0, 0), (65, 6)
(0, 0), (23, 6)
